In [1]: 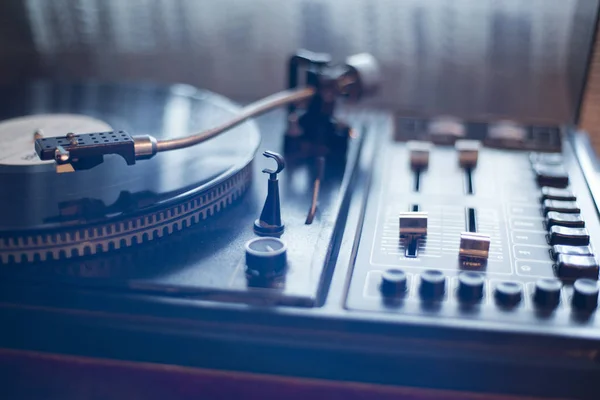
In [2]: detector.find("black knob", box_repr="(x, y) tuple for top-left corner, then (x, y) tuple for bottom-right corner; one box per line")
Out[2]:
(419, 270), (446, 300)
(494, 281), (522, 308)
(572, 278), (599, 312)
(245, 237), (287, 279)
(380, 269), (408, 297)
(457, 271), (485, 303)
(533, 278), (562, 309)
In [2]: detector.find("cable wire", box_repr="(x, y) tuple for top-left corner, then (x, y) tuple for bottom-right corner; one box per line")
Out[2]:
(155, 87), (316, 152)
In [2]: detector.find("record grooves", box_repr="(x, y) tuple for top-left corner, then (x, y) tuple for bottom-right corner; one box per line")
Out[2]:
(0, 81), (261, 264)
(1, 164), (252, 263)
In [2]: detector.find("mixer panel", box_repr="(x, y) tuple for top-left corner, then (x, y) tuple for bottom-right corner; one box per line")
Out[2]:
(346, 117), (600, 332)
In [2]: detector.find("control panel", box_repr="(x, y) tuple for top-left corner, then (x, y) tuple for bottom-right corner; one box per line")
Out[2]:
(346, 117), (600, 329)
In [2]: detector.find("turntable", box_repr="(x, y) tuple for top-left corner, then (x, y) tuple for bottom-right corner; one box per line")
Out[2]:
(2, 49), (600, 400)
(0, 51), (384, 307)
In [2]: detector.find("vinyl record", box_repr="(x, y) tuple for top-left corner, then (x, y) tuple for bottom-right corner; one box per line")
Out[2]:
(0, 81), (261, 263)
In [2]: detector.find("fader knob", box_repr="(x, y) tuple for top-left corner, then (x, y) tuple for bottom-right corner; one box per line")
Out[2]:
(419, 270), (446, 300)
(456, 139), (480, 168)
(533, 278), (562, 310)
(428, 117), (465, 145)
(380, 269), (408, 297)
(488, 122), (526, 147)
(407, 140), (431, 169)
(245, 237), (287, 279)
(457, 271), (485, 303)
(572, 279), (599, 312)
(459, 232), (491, 262)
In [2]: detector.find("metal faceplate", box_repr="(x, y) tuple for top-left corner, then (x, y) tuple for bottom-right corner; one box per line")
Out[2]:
(346, 119), (600, 337)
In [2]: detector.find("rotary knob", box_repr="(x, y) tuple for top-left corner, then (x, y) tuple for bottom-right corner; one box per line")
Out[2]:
(245, 237), (287, 279)
(572, 278), (599, 312)
(533, 278), (562, 310)
(457, 271), (485, 303)
(380, 269), (408, 297)
(494, 281), (522, 308)
(419, 270), (446, 300)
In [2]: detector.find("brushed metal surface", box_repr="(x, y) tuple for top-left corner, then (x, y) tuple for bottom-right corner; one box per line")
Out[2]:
(0, 0), (597, 123)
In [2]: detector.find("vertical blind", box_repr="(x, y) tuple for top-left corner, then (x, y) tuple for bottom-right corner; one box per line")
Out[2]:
(0, 0), (595, 123)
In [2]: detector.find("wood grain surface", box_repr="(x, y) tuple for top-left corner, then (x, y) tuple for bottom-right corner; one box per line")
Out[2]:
(579, 15), (600, 154)
(0, 349), (556, 400)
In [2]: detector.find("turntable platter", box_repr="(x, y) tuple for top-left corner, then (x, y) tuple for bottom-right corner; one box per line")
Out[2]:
(0, 81), (260, 263)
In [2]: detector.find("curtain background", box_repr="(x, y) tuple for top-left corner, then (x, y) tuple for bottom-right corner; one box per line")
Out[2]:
(0, 0), (597, 124)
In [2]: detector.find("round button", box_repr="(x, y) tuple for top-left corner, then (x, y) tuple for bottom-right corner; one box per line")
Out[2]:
(533, 278), (562, 309)
(380, 269), (408, 297)
(457, 271), (484, 303)
(572, 278), (599, 312)
(419, 270), (446, 300)
(494, 281), (522, 308)
(245, 237), (287, 278)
